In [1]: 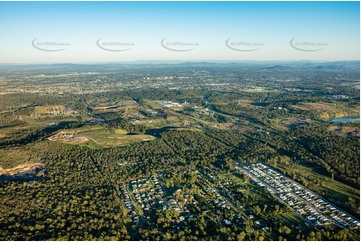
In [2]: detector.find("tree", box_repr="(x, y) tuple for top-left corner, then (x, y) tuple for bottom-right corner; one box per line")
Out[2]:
(263, 204), (268, 212)
(237, 232), (246, 241)
(253, 205), (261, 215)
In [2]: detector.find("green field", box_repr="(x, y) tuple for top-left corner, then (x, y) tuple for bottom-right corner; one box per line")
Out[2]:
(59, 126), (156, 148)
(292, 101), (360, 120)
(275, 212), (308, 228)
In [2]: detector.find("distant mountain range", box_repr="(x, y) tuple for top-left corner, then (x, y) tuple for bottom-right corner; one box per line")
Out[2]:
(0, 60), (359, 72)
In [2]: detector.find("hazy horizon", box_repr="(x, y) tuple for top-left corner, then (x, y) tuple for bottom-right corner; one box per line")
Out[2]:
(0, 59), (359, 66)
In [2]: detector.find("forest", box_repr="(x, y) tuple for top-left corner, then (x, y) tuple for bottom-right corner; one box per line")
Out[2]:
(0, 62), (359, 240)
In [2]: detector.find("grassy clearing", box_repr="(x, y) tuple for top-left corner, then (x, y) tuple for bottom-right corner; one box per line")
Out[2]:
(143, 99), (164, 109)
(270, 118), (288, 131)
(1, 105), (80, 131)
(327, 125), (359, 136)
(0, 162), (44, 175)
(276, 212), (306, 227)
(301, 165), (359, 200)
(34, 105), (65, 115)
(0, 125), (30, 135)
(53, 127), (156, 148)
(26, 116), (80, 126)
(114, 129), (128, 135)
(292, 101), (359, 120)
(0, 148), (41, 169)
(0, 125), (36, 141)
(93, 100), (137, 110)
(140, 119), (168, 128)
(0, 116), (81, 140)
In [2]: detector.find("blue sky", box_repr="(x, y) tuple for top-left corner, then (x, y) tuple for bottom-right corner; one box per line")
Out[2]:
(0, 1), (359, 63)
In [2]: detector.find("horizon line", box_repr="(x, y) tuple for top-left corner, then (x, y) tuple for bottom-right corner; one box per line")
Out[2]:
(0, 59), (360, 66)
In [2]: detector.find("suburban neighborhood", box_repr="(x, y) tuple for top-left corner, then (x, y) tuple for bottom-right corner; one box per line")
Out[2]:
(236, 162), (360, 230)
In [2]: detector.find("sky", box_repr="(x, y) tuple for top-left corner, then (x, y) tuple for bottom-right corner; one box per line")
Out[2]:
(0, 1), (359, 63)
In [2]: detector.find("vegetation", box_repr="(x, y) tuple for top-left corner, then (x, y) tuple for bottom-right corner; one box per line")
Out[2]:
(0, 62), (359, 240)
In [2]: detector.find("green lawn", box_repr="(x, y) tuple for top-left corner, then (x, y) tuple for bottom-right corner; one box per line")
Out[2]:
(276, 212), (307, 227)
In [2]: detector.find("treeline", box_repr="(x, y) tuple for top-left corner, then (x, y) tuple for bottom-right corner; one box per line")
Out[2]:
(294, 126), (360, 186)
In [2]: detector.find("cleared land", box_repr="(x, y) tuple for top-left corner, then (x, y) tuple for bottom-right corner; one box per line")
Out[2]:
(327, 125), (359, 137)
(292, 102), (359, 120)
(0, 148), (42, 169)
(0, 162), (44, 176)
(49, 126), (155, 148)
